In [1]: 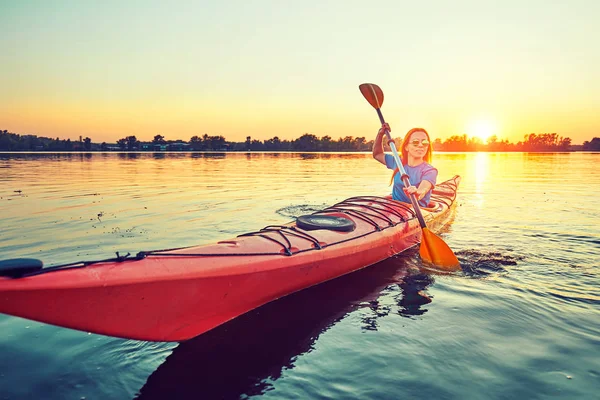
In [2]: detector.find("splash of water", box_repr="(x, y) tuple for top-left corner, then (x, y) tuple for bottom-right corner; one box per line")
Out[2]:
(275, 204), (329, 218)
(457, 249), (523, 277)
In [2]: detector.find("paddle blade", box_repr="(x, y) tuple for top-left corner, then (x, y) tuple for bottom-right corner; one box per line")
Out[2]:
(419, 228), (461, 271)
(359, 83), (384, 109)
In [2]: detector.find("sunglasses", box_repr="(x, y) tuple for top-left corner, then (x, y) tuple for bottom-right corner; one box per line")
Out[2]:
(409, 139), (430, 147)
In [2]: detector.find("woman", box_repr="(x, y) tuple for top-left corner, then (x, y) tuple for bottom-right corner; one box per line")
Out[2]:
(372, 123), (438, 207)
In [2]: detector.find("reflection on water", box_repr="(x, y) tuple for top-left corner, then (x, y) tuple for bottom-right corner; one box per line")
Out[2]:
(135, 255), (433, 400)
(473, 152), (488, 204)
(190, 152), (226, 159)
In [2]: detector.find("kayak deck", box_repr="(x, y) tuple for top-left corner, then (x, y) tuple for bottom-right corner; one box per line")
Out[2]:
(0, 176), (460, 341)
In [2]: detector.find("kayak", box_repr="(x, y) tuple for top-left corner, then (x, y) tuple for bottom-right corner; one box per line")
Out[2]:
(0, 175), (460, 342)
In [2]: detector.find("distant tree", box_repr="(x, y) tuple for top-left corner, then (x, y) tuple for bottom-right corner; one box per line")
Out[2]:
(153, 134), (165, 144)
(583, 137), (600, 151)
(293, 133), (319, 151)
(441, 135), (468, 151)
(48, 137), (60, 151)
(558, 137), (571, 150)
(320, 135), (333, 151)
(487, 135), (500, 151)
(189, 135), (202, 150)
(248, 139), (264, 151)
(23, 135), (40, 150)
(83, 137), (92, 151)
(117, 138), (127, 150)
(264, 136), (282, 151)
(126, 136), (139, 151)
(0, 130), (17, 150)
(353, 136), (368, 151)
(468, 136), (483, 151)
(207, 135), (226, 151)
(337, 136), (354, 151)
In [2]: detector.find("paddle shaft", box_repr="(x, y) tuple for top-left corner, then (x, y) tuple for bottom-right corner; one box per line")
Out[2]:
(375, 108), (428, 228)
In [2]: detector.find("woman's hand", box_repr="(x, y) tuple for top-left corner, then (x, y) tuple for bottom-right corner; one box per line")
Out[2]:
(378, 123), (391, 136)
(404, 180), (433, 201)
(403, 185), (418, 199)
(403, 185), (427, 200)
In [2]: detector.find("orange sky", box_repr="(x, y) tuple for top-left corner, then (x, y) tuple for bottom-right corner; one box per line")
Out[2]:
(1, 1), (598, 145)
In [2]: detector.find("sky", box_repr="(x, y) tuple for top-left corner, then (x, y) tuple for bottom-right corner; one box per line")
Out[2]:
(1, 0), (599, 144)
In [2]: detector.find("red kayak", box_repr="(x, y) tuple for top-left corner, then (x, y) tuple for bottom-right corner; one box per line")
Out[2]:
(0, 176), (460, 341)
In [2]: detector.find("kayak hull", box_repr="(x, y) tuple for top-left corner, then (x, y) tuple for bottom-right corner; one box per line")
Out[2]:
(0, 176), (460, 341)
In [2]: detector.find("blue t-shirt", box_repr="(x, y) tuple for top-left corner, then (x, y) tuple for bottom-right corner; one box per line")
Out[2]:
(384, 154), (438, 207)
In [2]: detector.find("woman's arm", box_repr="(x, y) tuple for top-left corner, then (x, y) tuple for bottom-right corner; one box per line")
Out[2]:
(415, 180), (434, 200)
(406, 166), (437, 200)
(372, 124), (388, 165)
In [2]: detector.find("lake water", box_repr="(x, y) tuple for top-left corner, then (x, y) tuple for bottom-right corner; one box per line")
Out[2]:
(0, 152), (599, 399)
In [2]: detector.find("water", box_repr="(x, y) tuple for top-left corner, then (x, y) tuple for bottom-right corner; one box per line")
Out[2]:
(1, 152), (599, 399)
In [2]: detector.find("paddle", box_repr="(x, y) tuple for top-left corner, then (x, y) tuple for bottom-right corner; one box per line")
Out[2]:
(359, 83), (461, 271)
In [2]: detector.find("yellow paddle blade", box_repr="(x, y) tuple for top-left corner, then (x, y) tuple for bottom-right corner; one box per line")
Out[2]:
(419, 228), (461, 272)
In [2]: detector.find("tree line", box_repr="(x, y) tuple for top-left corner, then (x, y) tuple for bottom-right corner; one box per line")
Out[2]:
(433, 133), (577, 152)
(0, 130), (93, 151)
(112, 133), (373, 152)
(1, 129), (599, 152)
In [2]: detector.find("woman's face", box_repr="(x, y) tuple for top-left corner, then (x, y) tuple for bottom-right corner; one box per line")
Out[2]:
(405, 131), (430, 160)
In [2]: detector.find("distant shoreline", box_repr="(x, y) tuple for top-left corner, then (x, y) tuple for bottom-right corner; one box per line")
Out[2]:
(2, 130), (599, 152)
(1, 150), (598, 154)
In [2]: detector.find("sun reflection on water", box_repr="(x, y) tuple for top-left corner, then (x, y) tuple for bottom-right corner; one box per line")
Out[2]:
(473, 152), (489, 207)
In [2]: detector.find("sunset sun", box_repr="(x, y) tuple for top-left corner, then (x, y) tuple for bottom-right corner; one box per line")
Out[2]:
(467, 120), (497, 143)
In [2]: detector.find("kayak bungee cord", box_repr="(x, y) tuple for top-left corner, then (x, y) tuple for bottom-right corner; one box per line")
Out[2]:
(3, 252), (145, 278)
(5, 195), (415, 278)
(316, 196), (415, 229)
(119, 195), (415, 257)
(429, 178), (458, 207)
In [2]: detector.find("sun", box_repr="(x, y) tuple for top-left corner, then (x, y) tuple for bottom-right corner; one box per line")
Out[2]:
(466, 120), (496, 143)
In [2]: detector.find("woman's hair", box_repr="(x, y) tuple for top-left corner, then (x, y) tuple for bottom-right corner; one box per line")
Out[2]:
(399, 127), (433, 165)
